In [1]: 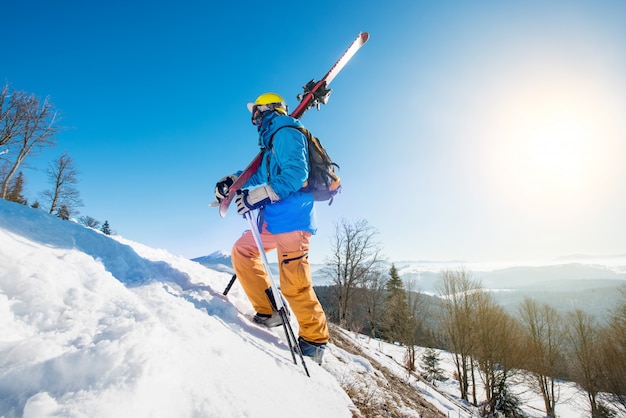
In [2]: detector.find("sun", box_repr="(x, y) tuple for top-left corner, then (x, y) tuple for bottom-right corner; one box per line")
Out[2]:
(513, 107), (594, 197)
(485, 79), (619, 213)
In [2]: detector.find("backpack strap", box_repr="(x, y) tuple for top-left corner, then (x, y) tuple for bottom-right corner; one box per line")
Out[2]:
(266, 125), (308, 179)
(268, 125), (305, 149)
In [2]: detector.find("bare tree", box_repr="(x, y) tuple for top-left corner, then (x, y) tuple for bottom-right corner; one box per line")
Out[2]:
(599, 286), (626, 413)
(518, 298), (566, 417)
(78, 216), (101, 229)
(565, 309), (604, 417)
(0, 83), (20, 148)
(473, 298), (524, 416)
(436, 268), (482, 404)
(361, 268), (387, 339)
(0, 84), (60, 198)
(404, 277), (427, 373)
(322, 218), (383, 328)
(42, 152), (82, 216)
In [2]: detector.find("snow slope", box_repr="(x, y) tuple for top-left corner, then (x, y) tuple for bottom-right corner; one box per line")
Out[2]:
(0, 200), (354, 417)
(0, 199), (611, 417)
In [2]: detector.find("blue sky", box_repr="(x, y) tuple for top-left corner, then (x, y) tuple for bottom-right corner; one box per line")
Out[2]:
(3, 0), (626, 265)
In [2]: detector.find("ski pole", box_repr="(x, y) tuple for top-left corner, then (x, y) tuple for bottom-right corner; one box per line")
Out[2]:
(243, 211), (310, 377)
(223, 274), (237, 296)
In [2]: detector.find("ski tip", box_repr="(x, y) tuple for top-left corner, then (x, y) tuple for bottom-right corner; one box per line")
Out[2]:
(360, 32), (370, 43)
(210, 201), (228, 217)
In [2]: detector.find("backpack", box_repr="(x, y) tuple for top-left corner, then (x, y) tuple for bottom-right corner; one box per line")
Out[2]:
(269, 126), (341, 203)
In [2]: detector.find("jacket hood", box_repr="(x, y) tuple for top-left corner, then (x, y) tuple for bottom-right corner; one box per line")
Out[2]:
(257, 113), (304, 149)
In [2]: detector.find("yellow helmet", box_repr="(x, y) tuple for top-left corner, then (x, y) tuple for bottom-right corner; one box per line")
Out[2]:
(247, 92), (287, 115)
(248, 92), (288, 127)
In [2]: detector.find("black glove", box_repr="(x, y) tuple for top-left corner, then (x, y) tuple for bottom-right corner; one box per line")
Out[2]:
(234, 185), (279, 215)
(215, 174), (238, 202)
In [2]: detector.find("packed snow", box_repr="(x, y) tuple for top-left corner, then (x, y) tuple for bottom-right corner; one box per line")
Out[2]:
(0, 199), (614, 417)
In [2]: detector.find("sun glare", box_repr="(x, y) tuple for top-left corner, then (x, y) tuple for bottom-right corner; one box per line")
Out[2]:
(486, 77), (621, 214)
(515, 108), (593, 196)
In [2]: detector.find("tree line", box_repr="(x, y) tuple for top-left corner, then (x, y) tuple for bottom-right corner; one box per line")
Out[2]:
(1, 82), (110, 234)
(316, 218), (626, 417)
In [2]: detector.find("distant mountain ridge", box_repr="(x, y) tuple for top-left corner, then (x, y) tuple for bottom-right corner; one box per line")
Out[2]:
(397, 261), (626, 317)
(193, 251), (626, 282)
(194, 251), (626, 317)
(192, 250), (234, 274)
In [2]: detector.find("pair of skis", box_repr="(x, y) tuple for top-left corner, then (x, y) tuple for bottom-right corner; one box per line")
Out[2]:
(219, 32), (369, 376)
(214, 31), (369, 217)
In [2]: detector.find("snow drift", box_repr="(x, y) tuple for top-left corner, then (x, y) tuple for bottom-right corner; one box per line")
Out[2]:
(0, 199), (354, 417)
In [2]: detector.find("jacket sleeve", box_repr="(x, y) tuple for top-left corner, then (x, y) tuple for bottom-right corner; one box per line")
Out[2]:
(267, 128), (309, 200)
(243, 164), (263, 188)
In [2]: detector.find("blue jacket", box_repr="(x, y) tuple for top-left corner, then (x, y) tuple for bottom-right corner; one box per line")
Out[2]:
(244, 112), (317, 235)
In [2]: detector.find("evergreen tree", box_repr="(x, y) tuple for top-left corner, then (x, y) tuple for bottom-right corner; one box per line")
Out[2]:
(56, 204), (70, 220)
(101, 220), (111, 235)
(386, 264), (404, 294)
(382, 264), (410, 344)
(6, 171), (27, 205)
(420, 348), (445, 385)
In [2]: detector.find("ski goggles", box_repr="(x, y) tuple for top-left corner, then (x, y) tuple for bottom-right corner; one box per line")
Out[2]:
(250, 103), (287, 126)
(251, 105), (270, 126)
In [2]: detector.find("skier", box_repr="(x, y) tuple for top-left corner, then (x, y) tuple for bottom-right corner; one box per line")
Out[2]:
(215, 92), (329, 364)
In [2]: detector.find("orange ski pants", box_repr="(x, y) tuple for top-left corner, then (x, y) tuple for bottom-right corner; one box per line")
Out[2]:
(231, 223), (329, 344)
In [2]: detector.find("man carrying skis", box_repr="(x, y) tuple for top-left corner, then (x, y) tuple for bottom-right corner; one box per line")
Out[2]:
(214, 92), (328, 364)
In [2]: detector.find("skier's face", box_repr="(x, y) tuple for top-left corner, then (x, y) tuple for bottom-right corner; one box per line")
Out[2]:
(251, 104), (270, 127)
